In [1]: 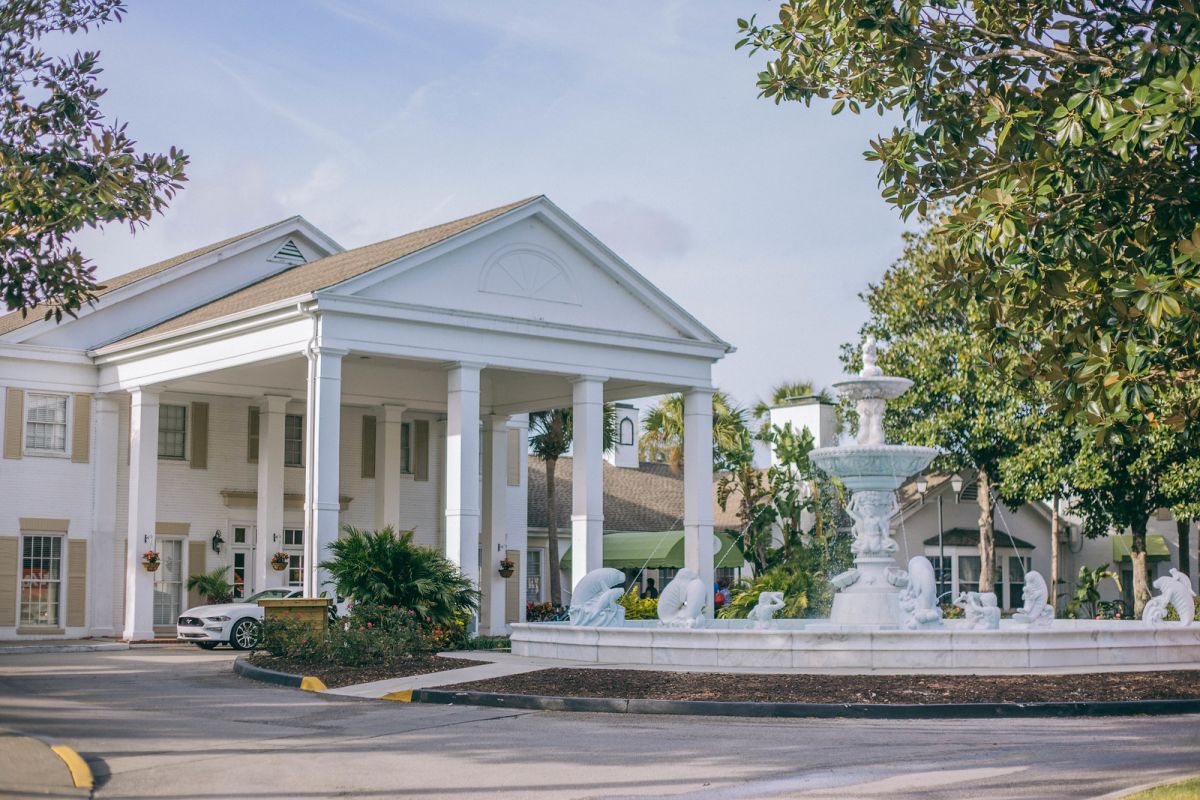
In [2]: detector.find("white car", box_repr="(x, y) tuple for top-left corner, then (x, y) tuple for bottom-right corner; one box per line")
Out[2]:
(177, 589), (350, 650)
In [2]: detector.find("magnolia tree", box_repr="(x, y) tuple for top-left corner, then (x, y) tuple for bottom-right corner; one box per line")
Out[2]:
(1, 0), (187, 317)
(739, 1), (1200, 438)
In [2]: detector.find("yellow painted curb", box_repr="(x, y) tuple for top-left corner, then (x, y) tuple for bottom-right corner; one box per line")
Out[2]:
(381, 689), (413, 702)
(50, 744), (94, 790)
(300, 676), (327, 692)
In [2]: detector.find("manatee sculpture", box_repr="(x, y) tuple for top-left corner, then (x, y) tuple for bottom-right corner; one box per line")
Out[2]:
(657, 568), (710, 628)
(1143, 568), (1197, 625)
(896, 556), (943, 630)
(1012, 570), (1055, 628)
(568, 567), (627, 627)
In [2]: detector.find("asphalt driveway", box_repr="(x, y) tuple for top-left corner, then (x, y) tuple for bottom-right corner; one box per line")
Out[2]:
(0, 646), (1197, 799)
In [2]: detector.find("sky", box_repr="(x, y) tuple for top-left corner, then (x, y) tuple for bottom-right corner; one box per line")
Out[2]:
(67, 0), (909, 409)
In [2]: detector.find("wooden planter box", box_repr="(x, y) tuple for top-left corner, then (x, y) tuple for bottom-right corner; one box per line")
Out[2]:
(258, 598), (330, 633)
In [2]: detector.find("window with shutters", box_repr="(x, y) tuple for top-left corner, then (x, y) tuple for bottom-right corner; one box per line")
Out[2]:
(401, 422), (412, 473)
(24, 393), (69, 454)
(158, 404), (187, 460)
(526, 549), (543, 602)
(153, 539), (184, 626)
(284, 414), (304, 467)
(20, 534), (62, 626)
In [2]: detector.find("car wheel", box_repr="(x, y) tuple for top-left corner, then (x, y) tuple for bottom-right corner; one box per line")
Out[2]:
(229, 618), (261, 650)
(195, 642), (219, 650)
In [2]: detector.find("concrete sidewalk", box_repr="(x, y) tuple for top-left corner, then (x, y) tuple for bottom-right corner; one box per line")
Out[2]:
(325, 651), (551, 699)
(0, 638), (130, 656)
(0, 728), (92, 797)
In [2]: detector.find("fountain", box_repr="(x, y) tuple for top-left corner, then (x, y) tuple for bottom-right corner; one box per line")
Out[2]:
(510, 338), (1200, 672)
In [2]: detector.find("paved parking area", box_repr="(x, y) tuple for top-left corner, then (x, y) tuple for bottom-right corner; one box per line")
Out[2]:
(0, 646), (1197, 799)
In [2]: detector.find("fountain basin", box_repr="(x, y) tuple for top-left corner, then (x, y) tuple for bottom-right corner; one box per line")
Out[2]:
(832, 375), (913, 400)
(510, 620), (1200, 673)
(809, 444), (938, 491)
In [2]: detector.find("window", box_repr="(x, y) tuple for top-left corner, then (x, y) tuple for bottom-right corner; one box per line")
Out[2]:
(158, 404), (187, 459)
(25, 393), (68, 453)
(153, 540), (184, 626)
(283, 528), (304, 587)
(1009, 556), (1031, 610)
(929, 555), (952, 603)
(619, 417), (635, 446)
(284, 414), (304, 467)
(20, 535), (62, 626)
(958, 555), (982, 596)
(526, 549), (542, 602)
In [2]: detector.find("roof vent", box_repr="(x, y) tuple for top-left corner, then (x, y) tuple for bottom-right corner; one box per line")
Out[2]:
(268, 238), (307, 266)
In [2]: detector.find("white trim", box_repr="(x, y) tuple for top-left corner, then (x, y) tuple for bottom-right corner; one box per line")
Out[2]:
(22, 391), (72, 458)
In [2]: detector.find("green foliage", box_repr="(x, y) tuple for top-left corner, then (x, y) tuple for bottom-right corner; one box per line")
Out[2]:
(1067, 563), (1122, 620)
(739, 2), (1200, 435)
(461, 634), (511, 651)
(1163, 596), (1200, 623)
(1, 0), (187, 317)
(719, 565), (833, 620)
(185, 566), (232, 605)
(751, 379), (833, 428)
(320, 526), (478, 626)
(260, 603), (465, 667)
(639, 390), (749, 471)
(617, 590), (658, 620)
(525, 601), (567, 622)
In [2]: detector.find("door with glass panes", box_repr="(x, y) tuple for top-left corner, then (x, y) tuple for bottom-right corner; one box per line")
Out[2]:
(283, 528), (304, 588)
(230, 525), (255, 599)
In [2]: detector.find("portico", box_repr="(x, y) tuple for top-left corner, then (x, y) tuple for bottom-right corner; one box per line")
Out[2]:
(72, 196), (729, 639)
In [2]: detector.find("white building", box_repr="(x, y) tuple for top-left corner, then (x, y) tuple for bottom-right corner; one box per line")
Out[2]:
(0, 196), (731, 641)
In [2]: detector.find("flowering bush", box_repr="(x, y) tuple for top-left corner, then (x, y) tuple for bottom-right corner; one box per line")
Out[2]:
(617, 590), (658, 620)
(526, 601), (567, 622)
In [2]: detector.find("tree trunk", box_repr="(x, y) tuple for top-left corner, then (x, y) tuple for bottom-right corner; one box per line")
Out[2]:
(977, 470), (995, 595)
(1130, 517), (1150, 618)
(1050, 495), (1060, 615)
(545, 456), (562, 608)
(1178, 517), (1191, 578)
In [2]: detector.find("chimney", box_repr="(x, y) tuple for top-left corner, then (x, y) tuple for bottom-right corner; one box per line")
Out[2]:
(606, 403), (640, 469)
(768, 396), (837, 465)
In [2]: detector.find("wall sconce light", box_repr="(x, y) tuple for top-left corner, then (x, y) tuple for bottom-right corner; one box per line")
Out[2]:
(915, 476), (928, 495)
(211, 530), (225, 555)
(950, 474), (964, 494)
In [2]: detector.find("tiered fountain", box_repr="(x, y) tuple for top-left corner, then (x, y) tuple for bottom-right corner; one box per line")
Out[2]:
(510, 339), (1200, 672)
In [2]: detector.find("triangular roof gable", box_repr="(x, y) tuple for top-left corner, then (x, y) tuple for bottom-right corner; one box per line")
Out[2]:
(0, 216), (343, 345)
(326, 197), (730, 349)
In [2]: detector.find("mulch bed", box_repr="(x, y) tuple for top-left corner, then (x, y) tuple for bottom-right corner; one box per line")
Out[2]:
(248, 653), (479, 689)
(439, 668), (1200, 705)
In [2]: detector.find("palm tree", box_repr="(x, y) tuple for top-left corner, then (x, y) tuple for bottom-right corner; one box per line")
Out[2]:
(752, 379), (833, 427)
(528, 405), (618, 606)
(186, 566), (233, 605)
(639, 390), (748, 471)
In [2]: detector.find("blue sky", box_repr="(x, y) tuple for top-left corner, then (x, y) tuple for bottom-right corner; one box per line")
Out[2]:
(70, 1), (908, 408)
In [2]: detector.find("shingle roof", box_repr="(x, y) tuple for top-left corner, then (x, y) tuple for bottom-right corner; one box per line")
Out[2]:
(113, 197), (540, 346)
(527, 456), (741, 532)
(0, 218), (293, 337)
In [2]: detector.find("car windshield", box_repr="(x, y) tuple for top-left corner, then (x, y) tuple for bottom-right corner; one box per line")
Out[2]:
(245, 589), (292, 603)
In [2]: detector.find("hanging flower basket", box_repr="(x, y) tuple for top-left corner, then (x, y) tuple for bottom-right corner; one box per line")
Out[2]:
(142, 550), (161, 572)
(498, 558), (515, 578)
(270, 551), (290, 571)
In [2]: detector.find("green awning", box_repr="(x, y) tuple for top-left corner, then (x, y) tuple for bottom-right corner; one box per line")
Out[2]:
(1111, 534), (1171, 563)
(561, 530), (745, 570)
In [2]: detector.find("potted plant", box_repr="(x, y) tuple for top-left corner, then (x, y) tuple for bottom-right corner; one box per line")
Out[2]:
(271, 551), (290, 571)
(498, 557), (515, 578)
(142, 550), (161, 572)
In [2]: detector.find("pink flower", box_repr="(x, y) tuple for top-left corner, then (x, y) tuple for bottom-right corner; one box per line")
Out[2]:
(367, 622), (374, 628)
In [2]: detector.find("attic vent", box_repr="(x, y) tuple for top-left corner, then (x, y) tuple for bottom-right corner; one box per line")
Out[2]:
(268, 239), (307, 266)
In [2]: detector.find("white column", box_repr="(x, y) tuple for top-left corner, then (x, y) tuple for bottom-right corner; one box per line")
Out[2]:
(123, 388), (159, 641)
(570, 376), (606, 591)
(255, 395), (288, 590)
(480, 414), (509, 635)
(683, 387), (715, 617)
(90, 394), (120, 636)
(305, 348), (344, 598)
(379, 403), (406, 532)
(444, 363), (482, 594)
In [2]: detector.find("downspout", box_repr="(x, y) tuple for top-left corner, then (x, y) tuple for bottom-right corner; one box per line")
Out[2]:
(299, 301), (319, 597)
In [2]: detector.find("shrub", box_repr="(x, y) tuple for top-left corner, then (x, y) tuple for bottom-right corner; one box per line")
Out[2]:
(260, 602), (467, 666)
(618, 590), (658, 620)
(463, 634), (511, 651)
(1163, 596), (1200, 622)
(320, 526), (479, 626)
(719, 566), (832, 619)
(526, 601), (567, 621)
(186, 566), (232, 605)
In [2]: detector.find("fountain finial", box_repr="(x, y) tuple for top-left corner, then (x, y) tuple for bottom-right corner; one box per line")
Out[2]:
(860, 335), (883, 378)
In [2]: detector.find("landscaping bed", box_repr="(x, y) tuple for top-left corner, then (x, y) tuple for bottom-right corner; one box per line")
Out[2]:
(248, 652), (478, 689)
(439, 668), (1200, 704)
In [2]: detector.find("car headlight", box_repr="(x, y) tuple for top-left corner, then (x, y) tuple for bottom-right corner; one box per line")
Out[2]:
(205, 615), (231, 622)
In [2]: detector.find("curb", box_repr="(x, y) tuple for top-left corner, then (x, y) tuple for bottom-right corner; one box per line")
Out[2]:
(0, 727), (94, 793)
(233, 656), (327, 691)
(405, 689), (1200, 719)
(0, 642), (129, 656)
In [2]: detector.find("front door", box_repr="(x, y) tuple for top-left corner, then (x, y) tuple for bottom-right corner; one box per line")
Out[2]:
(231, 525), (255, 599)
